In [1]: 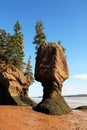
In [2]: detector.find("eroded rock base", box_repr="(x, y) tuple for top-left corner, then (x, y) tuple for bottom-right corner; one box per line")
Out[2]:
(34, 81), (71, 115)
(34, 95), (71, 115)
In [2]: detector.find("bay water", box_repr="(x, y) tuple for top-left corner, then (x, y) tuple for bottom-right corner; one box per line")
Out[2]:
(31, 96), (87, 108)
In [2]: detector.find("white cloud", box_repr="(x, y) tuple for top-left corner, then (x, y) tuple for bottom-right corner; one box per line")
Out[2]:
(63, 86), (73, 91)
(73, 74), (87, 80)
(85, 83), (87, 86)
(62, 86), (73, 95)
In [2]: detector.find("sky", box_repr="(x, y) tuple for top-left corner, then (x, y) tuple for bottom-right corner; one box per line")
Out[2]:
(0, 0), (87, 97)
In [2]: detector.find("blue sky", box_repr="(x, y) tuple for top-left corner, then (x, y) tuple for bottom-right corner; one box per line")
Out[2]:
(0, 0), (87, 96)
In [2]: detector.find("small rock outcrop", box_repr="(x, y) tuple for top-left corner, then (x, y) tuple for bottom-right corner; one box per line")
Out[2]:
(34, 43), (71, 115)
(0, 60), (31, 105)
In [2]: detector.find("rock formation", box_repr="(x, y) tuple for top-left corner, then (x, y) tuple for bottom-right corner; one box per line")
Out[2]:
(34, 43), (71, 115)
(0, 59), (34, 105)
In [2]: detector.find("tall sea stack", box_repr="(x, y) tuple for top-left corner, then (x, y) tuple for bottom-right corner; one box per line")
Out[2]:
(34, 43), (71, 115)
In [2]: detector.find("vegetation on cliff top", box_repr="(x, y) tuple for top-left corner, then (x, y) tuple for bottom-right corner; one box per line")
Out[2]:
(33, 20), (46, 52)
(0, 21), (34, 84)
(0, 21), (24, 69)
(33, 20), (66, 55)
(24, 56), (34, 84)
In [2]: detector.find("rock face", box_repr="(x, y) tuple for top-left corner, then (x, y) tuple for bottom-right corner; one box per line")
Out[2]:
(0, 60), (30, 105)
(34, 43), (71, 115)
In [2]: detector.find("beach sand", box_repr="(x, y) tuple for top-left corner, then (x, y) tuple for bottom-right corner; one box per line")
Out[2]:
(0, 106), (87, 130)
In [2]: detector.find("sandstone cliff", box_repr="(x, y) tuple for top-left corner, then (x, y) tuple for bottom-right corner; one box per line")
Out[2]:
(0, 59), (36, 106)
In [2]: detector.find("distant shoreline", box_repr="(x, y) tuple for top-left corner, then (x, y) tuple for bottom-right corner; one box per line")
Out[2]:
(63, 94), (87, 97)
(30, 94), (87, 99)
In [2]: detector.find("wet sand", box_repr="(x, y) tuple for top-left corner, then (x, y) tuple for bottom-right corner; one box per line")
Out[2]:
(0, 106), (87, 130)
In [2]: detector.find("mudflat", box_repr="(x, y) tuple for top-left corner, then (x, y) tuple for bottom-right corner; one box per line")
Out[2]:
(0, 106), (87, 130)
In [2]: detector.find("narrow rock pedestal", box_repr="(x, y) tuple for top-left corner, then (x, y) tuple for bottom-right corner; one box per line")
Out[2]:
(34, 81), (71, 115)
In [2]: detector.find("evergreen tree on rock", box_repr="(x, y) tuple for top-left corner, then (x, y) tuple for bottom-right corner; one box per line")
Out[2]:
(12, 21), (25, 69)
(33, 20), (46, 52)
(0, 29), (7, 57)
(25, 56), (34, 84)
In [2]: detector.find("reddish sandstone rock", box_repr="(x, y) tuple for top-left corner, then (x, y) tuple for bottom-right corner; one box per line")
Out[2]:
(35, 43), (69, 88)
(34, 43), (71, 115)
(0, 60), (30, 105)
